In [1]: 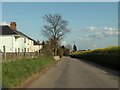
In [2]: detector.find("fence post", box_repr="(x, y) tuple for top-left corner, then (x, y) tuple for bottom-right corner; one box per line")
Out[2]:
(15, 49), (17, 61)
(18, 48), (20, 59)
(3, 46), (6, 61)
(24, 48), (26, 57)
(39, 50), (40, 56)
(22, 49), (23, 57)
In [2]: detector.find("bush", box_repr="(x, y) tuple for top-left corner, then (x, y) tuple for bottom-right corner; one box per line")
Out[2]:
(57, 48), (64, 58)
(70, 46), (120, 71)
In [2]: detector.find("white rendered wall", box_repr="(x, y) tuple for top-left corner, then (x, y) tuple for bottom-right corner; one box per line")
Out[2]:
(0, 35), (13, 52)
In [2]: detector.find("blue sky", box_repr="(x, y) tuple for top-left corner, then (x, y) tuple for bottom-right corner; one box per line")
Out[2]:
(2, 2), (118, 50)
(1, 0), (119, 2)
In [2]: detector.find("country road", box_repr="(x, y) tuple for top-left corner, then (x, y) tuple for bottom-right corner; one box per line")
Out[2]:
(23, 57), (119, 88)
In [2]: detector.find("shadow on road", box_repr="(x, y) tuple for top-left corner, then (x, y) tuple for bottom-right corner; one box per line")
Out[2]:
(71, 57), (120, 77)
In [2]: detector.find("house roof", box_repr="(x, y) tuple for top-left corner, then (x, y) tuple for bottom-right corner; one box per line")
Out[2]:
(0, 25), (18, 35)
(15, 30), (34, 41)
(0, 25), (34, 40)
(0, 25), (41, 45)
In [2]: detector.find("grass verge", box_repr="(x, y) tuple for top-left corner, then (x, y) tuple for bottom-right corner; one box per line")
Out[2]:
(70, 46), (120, 71)
(2, 55), (55, 88)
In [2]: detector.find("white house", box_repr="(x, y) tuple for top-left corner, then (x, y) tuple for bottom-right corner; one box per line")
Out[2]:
(0, 22), (42, 52)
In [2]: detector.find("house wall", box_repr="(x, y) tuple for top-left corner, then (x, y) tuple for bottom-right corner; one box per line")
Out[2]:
(26, 38), (34, 52)
(0, 35), (33, 52)
(25, 39), (43, 52)
(0, 35), (42, 53)
(0, 35), (13, 52)
(13, 36), (35, 52)
(33, 45), (42, 52)
(14, 36), (26, 52)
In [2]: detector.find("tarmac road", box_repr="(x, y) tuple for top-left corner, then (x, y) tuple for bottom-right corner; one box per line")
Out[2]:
(24, 57), (119, 88)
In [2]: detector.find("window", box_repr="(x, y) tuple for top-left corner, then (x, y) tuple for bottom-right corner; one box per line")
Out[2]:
(24, 38), (26, 43)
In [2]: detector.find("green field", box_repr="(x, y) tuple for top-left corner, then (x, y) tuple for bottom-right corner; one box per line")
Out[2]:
(2, 55), (55, 88)
(70, 46), (120, 71)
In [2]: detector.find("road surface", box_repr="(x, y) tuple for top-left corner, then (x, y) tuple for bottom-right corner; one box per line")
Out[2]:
(24, 57), (119, 88)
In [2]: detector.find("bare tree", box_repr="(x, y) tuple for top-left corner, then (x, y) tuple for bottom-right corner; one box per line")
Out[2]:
(41, 14), (70, 55)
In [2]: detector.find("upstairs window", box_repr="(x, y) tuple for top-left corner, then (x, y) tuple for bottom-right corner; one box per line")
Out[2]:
(24, 38), (26, 43)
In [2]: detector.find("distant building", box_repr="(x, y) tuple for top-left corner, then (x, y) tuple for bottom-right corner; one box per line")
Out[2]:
(0, 22), (42, 52)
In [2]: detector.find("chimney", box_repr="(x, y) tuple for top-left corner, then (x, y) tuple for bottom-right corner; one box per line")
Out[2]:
(10, 22), (16, 30)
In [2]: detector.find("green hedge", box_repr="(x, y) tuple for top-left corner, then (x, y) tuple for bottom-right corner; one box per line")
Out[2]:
(2, 55), (55, 88)
(70, 46), (120, 71)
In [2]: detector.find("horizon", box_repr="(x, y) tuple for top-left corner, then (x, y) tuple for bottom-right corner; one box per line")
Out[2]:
(1, 2), (119, 50)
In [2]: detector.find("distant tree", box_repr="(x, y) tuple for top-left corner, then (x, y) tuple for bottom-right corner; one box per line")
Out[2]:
(73, 44), (77, 51)
(42, 41), (45, 45)
(41, 41), (45, 49)
(61, 45), (65, 49)
(58, 45), (65, 58)
(41, 14), (70, 55)
(41, 40), (53, 56)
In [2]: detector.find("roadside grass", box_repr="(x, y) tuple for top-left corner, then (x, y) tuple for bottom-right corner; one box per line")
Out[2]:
(0, 63), (1, 77)
(2, 55), (55, 88)
(70, 46), (120, 71)
(0, 53), (2, 83)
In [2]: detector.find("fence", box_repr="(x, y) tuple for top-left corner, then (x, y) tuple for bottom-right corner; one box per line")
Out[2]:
(2, 46), (41, 62)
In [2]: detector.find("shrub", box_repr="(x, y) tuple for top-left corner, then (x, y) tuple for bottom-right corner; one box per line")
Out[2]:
(70, 46), (120, 71)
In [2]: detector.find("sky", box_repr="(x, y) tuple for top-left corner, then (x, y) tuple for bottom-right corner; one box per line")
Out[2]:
(1, 2), (119, 50)
(1, 0), (119, 2)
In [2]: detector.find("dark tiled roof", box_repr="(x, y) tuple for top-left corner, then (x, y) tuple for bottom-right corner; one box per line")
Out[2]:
(0, 25), (33, 40)
(0, 25), (18, 35)
(16, 31), (41, 45)
(0, 25), (41, 45)
(15, 30), (34, 41)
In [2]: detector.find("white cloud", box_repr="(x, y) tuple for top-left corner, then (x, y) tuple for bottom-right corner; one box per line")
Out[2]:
(0, 22), (9, 26)
(61, 40), (67, 46)
(95, 32), (104, 39)
(87, 26), (98, 32)
(103, 27), (118, 37)
(87, 26), (118, 40)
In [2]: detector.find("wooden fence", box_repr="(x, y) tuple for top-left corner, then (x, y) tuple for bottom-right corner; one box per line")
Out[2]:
(2, 46), (41, 62)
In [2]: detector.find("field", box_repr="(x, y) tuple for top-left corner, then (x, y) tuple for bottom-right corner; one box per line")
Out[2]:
(70, 46), (120, 71)
(2, 55), (55, 88)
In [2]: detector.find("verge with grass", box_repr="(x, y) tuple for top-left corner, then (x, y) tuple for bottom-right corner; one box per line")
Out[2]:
(2, 55), (55, 88)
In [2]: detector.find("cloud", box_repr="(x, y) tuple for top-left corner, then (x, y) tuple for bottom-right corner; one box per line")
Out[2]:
(87, 26), (118, 40)
(87, 26), (98, 32)
(0, 22), (9, 26)
(61, 40), (67, 46)
(103, 27), (118, 37)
